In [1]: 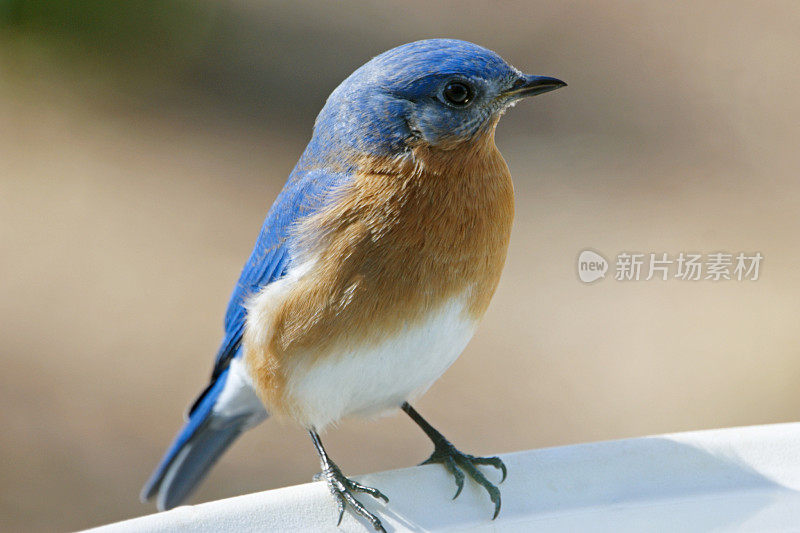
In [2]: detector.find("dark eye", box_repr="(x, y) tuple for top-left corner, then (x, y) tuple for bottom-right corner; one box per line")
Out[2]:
(442, 82), (473, 106)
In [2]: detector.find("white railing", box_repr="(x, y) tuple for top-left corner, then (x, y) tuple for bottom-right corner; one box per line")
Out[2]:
(86, 423), (800, 532)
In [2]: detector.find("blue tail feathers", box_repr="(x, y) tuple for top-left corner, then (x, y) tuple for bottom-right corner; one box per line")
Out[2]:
(141, 367), (258, 510)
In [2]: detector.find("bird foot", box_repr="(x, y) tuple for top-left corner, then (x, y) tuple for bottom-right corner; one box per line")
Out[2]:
(421, 439), (506, 519)
(314, 462), (389, 532)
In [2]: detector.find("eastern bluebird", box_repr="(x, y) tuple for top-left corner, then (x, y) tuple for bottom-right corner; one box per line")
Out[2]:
(141, 39), (565, 531)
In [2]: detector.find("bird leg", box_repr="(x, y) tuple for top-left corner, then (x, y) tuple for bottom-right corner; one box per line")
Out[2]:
(309, 431), (389, 532)
(401, 402), (506, 519)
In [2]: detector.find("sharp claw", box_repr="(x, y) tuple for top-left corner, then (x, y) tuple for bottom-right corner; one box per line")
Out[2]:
(335, 494), (345, 526)
(472, 456), (508, 483)
(348, 479), (390, 503)
(317, 465), (387, 531)
(362, 485), (389, 503)
(452, 478), (464, 500)
(417, 439), (506, 519)
(476, 478), (502, 520)
(453, 455), (503, 520)
(484, 481), (502, 519)
(445, 458), (465, 500)
(351, 500), (386, 532)
(336, 488), (347, 525)
(372, 488), (390, 503)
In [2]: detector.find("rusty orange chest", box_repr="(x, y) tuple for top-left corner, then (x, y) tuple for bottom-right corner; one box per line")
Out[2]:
(244, 132), (515, 427)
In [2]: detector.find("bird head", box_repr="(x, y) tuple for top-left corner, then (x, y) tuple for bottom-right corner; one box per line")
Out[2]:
(306, 39), (565, 165)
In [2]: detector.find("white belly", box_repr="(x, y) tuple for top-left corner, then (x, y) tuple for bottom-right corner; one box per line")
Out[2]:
(284, 295), (477, 430)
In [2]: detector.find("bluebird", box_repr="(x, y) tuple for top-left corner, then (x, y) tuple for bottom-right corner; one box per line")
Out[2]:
(141, 38), (565, 531)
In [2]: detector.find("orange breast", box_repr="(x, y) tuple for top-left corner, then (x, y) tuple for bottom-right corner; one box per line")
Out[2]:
(245, 128), (515, 416)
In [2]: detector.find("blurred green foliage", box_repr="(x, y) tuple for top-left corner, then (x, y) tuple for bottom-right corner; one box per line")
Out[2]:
(0, 1), (355, 124)
(0, 0), (213, 69)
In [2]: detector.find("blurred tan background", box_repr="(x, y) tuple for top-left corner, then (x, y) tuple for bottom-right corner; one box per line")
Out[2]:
(1, 1), (799, 531)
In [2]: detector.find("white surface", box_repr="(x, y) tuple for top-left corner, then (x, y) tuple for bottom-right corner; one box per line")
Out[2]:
(87, 423), (800, 532)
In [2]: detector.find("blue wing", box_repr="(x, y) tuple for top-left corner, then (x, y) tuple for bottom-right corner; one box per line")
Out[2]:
(142, 166), (350, 509)
(191, 166), (350, 414)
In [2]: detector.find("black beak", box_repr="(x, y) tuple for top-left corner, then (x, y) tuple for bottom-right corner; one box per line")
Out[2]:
(503, 74), (567, 98)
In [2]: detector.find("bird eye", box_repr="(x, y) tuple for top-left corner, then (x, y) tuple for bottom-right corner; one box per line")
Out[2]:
(442, 82), (473, 106)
